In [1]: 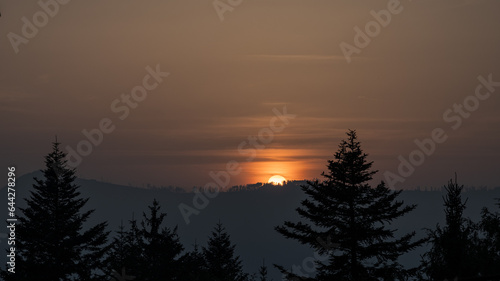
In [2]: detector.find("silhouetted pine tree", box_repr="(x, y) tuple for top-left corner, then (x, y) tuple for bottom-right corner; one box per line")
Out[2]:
(105, 218), (142, 279)
(275, 130), (424, 281)
(477, 199), (500, 277)
(179, 241), (209, 281)
(137, 199), (184, 281)
(0, 141), (110, 281)
(106, 221), (128, 274)
(258, 259), (271, 281)
(203, 222), (247, 281)
(421, 176), (479, 280)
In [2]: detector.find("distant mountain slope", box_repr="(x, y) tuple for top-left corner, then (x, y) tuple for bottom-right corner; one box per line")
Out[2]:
(2, 171), (499, 280)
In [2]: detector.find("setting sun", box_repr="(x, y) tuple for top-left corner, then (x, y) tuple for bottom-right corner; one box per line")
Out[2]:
(268, 175), (287, 185)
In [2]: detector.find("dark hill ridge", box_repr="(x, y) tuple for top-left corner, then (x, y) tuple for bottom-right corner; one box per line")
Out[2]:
(2, 171), (499, 280)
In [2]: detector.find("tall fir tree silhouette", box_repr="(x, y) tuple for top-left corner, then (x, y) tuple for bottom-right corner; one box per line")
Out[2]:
(275, 130), (424, 281)
(421, 176), (480, 280)
(1, 141), (110, 281)
(137, 199), (184, 281)
(203, 221), (247, 281)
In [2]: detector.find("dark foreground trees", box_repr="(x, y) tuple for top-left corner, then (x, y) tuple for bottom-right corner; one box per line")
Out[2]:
(421, 176), (479, 280)
(0, 141), (110, 281)
(8, 136), (500, 280)
(421, 177), (500, 280)
(139, 199), (184, 280)
(275, 130), (424, 281)
(0, 141), (256, 280)
(202, 222), (248, 281)
(107, 211), (249, 281)
(478, 200), (500, 277)
(107, 199), (184, 281)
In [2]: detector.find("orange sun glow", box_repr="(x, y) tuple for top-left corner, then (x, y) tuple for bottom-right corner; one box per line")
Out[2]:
(268, 175), (287, 185)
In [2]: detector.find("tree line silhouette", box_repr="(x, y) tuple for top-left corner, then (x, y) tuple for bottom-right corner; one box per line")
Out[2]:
(2, 130), (500, 280)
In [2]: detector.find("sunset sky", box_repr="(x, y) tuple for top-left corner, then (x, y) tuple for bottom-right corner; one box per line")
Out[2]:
(1, 0), (499, 189)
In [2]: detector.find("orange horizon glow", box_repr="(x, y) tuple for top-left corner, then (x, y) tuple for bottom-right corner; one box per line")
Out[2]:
(236, 148), (326, 184)
(268, 175), (287, 185)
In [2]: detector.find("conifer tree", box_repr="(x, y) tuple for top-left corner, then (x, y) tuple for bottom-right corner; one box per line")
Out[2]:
(203, 222), (247, 281)
(275, 130), (423, 281)
(258, 259), (271, 281)
(478, 199), (500, 277)
(105, 219), (142, 280)
(421, 176), (479, 280)
(107, 221), (128, 273)
(138, 199), (184, 281)
(179, 241), (208, 281)
(1, 141), (110, 281)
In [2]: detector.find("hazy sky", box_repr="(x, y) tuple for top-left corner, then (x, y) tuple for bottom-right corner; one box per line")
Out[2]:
(1, 0), (499, 189)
